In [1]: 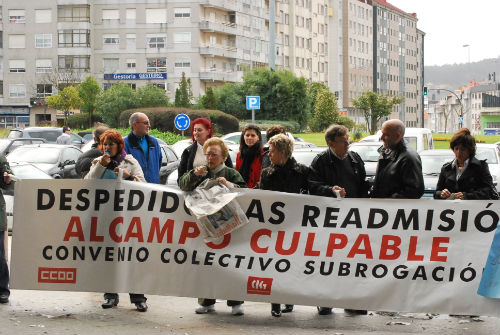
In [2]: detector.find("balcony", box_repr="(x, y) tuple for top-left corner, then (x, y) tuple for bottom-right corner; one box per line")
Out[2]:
(199, 20), (238, 35)
(200, 45), (237, 59)
(199, 69), (239, 82)
(199, 0), (238, 11)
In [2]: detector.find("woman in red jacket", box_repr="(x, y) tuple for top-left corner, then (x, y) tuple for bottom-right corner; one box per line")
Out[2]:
(235, 124), (264, 188)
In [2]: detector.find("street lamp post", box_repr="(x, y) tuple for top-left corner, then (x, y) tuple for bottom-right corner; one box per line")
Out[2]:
(429, 88), (464, 129)
(462, 44), (471, 63)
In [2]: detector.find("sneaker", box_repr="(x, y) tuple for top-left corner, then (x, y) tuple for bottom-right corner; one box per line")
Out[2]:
(195, 304), (215, 314)
(231, 304), (244, 316)
(0, 294), (9, 304)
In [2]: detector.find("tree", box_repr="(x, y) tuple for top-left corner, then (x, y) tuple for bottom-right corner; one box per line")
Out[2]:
(352, 91), (404, 134)
(95, 83), (138, 127)
(215, 83), (245, 118)
(175, 72), (190, 108)
(78, 76), (101, 128)
(187, 78), (194, 105)
(199, 86), (218, 110)
(311, 89), (339, 131)
(307, 81), (329, 119)
(46, 86), (82, 123)
(136, 84), (169, 107)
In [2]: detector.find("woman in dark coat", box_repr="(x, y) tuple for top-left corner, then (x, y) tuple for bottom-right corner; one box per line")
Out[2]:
(177, 118), (232, 184)
(258, 134), (309, 317)
(434, 128), (499, 200)
(236, 124), (264, 188)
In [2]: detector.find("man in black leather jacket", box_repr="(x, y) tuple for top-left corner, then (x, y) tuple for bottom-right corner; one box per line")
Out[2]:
(371, 119), (424, 199)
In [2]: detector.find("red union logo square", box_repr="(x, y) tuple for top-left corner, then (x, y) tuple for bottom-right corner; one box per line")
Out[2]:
(38, 267), (76, 284)
(247, 276), (273, 295)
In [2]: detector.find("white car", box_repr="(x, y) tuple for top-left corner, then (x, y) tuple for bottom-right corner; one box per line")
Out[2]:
(221, 131), (316, 148)
(476, 143), (500, 191)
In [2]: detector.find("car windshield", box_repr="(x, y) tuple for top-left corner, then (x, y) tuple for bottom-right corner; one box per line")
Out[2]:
(476, 147), (498, 164)
(405, 136), (417, 151)
(293, 151), (320, 166)
(351, 145), (380, 162)
(421, 155), (453, 175)
(8, 147), (60, 164)
(0, 140), (11, 152)
(10, 165), (52, 179)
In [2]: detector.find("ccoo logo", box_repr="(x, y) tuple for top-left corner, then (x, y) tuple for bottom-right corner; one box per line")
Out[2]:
(247, 276), (273, 295)
(38, 267), (77, 284)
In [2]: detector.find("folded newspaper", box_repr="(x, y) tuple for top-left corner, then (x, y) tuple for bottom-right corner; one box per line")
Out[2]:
(184, 179), (249, 241)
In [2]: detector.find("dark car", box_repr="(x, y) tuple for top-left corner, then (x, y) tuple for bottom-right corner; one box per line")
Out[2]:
(419, 149), (455, 198)
(0, 138), (47, 155)
(6, 143), (82, 179)
(350, 142), (382, 185)
(8, 127), (86, 148)
(159, 144), (181, 184)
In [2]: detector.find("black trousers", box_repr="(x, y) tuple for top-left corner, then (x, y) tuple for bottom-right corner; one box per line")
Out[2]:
(198, 298), (243, 307)
(104, 293), (146, 303)
(0, 231), (9, 297)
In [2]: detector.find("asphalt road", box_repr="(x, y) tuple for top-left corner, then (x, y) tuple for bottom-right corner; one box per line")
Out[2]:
(2, 237), (499, 335)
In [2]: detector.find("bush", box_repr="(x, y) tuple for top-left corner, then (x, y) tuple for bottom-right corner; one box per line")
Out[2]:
(119, 107), (239, 136)
(67, 112), (103, 129)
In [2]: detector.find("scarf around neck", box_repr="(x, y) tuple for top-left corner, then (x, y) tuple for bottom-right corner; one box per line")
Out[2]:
(106, 149), (127, 170)
(239, 143), (261, 182)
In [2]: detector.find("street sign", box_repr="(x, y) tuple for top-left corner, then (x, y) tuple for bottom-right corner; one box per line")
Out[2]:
(458, 117), (464, 123)
(174, 114), (190, 131)
(246, 96), (260, 110)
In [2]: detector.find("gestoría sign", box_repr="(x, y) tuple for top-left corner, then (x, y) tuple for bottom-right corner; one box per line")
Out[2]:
(104, 73), (167, 80)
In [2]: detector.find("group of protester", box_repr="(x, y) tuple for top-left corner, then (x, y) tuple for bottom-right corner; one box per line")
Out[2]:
(0, 115), (497, 318)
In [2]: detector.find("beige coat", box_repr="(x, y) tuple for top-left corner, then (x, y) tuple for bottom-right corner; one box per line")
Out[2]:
(84, 154), (146, 182)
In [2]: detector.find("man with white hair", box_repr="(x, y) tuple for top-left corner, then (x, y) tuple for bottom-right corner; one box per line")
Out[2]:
(371, 119), (424, 199)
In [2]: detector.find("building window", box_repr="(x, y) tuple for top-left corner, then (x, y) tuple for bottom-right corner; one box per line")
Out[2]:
(103, 83), (114, 91)
(9, 60), (25, 72)
(102, 9), (119, 20)
(126, 59), (136, 68)
(146, 58), (167, 72)
(173, 32), (191, 44)
(103, 34), (119, 45)
(126, 9), (136, 20)
(0, 81), (3, 97)
(35, 9), (52, 23)
(37, 84), (52, 98)
(174, 8), (191, 18)
(36, 59), (52, 73)
(174, 59), (191, 68)
(126, 34), (136, 48)
(58, 30), (90, 47)
(9, 9), (25, 23)
(152, 83), (166, 91)
(9, 34), (25, 48)
(128, 83), (137, 90)
(9, 84), (26, 98)
(103, 58), (119, 72)
(58, 55), (90, 71)
(147, 35), (166, 48)
(145, 8), (167, 23)
(57, 5), (90, 22)
(35, 34), (52, 48)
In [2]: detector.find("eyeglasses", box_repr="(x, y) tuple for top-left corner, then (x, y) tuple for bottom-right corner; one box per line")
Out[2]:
(334, 140), (350, 145)
(136, 121), (149, 125)
(205, 153), (221, 158)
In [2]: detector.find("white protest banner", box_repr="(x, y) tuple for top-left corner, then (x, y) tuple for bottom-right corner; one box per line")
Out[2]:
(10, 179), (500, 316)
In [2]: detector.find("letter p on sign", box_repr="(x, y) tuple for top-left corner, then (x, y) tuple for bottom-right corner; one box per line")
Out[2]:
(246, 96), (260, 110)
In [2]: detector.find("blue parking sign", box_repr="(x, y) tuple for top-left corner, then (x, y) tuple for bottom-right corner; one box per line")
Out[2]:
(246, 96), (260, 110)
(174, 114), (190, 131)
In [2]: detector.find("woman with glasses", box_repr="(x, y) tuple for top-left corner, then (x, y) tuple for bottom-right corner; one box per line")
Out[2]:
(258, 134), (309, 317)
(236, 124), (264, 188)
(177, 118), (233, 184)
(84, 130), (149, 312)
(178, 138), (246, 315)
(434, 128), (499, 200)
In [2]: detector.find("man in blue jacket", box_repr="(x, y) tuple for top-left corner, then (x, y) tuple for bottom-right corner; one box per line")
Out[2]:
(124, 112), (162, 184)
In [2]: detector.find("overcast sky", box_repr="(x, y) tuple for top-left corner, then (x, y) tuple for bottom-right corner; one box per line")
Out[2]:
(388, 0), (500, 66)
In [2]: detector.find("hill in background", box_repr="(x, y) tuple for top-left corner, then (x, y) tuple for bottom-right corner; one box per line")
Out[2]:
(424, 57), (500, 90)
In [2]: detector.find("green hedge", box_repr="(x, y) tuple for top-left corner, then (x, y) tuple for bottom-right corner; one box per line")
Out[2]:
(66, 112), (103, 129)
(119, 107), (239, 136)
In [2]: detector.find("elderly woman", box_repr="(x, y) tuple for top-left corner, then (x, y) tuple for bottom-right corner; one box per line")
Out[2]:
(177, 118), (233, 184)
(258, 134), (309, 317)
(84, 130), (148, 312)
(434, 128), (499, 200)
(236, 124), (264, 188)
(178, 138), (246, 315)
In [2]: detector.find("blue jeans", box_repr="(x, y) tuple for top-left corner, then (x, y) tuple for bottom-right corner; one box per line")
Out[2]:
(0, 231), (9, 297)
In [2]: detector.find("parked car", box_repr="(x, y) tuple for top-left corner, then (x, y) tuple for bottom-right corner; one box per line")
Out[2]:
(419, 149), (455, 198)
(349, 142), (382, 186)
(159, 144), (181, 184)
(8, 127), (86, 148)
(0, 138), (47, 155)
(221, 131), (316, 148)
(292, 147), (325, 167)
(78, 131), (94, 143)
(4, 162), (53, 231)
(476, 143), (500, 191)
(7, 144), (82, 179)
(359, 128), (434, 153)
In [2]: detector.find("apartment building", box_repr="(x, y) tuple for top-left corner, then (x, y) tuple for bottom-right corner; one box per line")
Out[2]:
(372, 0), (422, 127)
